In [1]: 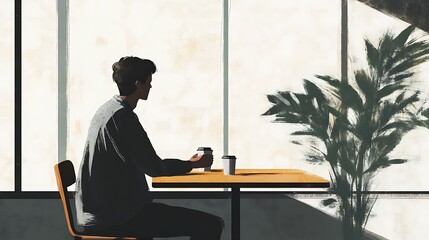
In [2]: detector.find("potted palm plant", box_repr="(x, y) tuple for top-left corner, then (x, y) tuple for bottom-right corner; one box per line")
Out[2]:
(263, 26), (429, 240)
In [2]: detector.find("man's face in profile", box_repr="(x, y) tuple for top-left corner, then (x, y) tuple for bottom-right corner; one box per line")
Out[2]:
(138, 74), (152, 100)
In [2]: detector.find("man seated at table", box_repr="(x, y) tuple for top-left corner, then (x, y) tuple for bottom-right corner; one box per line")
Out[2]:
(75, 56), (224, 240)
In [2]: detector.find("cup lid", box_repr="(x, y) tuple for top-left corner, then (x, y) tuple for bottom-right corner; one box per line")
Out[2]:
(197, 147), (213, 151)
(222, 155), (236, 159)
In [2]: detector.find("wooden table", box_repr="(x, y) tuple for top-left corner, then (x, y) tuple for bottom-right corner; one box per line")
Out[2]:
(152, 169), (330, 240)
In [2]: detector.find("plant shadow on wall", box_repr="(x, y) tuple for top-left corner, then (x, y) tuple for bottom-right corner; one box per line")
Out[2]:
(263, 26), (429, 240)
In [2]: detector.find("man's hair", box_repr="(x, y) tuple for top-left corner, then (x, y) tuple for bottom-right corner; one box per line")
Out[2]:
(112, 56), (157, 96)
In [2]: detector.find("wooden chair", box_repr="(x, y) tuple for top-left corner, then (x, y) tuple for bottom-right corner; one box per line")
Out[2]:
(54, 160), (148, 240)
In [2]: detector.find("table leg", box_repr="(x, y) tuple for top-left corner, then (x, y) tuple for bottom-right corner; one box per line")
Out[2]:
(231, 187), (240, 240)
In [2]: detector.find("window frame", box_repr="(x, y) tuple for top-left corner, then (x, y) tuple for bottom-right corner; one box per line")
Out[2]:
(3, 0), (429, 198)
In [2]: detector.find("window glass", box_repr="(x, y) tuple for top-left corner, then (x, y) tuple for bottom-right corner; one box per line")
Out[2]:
(22, 0), (58, 190)
(0, 0), (15, 191)
(68, 0), (223, 190)
(229, 0), (341, 183)
(349, 1), (429, 190)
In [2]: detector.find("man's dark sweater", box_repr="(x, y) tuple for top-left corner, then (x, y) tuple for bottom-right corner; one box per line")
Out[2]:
(75, 95), (192, 229)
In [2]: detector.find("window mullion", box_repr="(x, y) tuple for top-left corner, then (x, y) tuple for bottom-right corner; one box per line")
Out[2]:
(58, 0), (69, 163)
(15, 0), (22, 193)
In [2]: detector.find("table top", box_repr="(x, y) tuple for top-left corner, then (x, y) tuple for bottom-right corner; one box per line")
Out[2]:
(152, 169), (330, 188)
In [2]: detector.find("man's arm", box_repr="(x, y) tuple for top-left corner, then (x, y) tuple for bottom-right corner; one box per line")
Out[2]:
(113, 110), (193, 177)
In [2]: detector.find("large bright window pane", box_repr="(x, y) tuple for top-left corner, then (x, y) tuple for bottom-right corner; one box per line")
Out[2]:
(68, 0), (223, 189)
(22, 0), (58, 190)
(229, 0), (340, 182)
(349, 1), (429, 190)
(0, 0), (15, 191)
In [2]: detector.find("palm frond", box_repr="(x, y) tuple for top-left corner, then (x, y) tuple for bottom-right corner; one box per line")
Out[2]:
(396, 91), (420, 112)
(387, 41), (429, 74)
(291, 129), (320, 137)
(314, 75), (341, 88)
(376, 92), (420, 130)
(377, 83), (406, 100)
(388, 56), (429, 76)
(365, 39), (380, 72)
(314, 75), (342, 97)
(394, 25), (415, 46)
(263, 92), (300, 116)
(303, 79), (326, 104)
(364, 158), (408, 175)
(355, 69), (375, 99)
(390, 72), (414, 82)
(372, 129), (408, 157)
(379, 120), (415, 133)
(339, 83), (364, 111)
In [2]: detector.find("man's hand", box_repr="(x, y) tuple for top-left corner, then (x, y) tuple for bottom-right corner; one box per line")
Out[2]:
(189, 153), (213, 168)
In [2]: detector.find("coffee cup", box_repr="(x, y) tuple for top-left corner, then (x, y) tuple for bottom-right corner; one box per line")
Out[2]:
(197, 147), (213, 171)
(222, 155), (236, 175)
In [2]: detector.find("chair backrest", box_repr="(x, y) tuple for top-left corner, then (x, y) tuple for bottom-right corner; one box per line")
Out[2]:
(55, 160), (143, 240)
(54, 160), (79, 238)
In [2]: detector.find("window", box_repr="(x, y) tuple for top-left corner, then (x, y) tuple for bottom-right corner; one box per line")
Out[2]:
(68, 0), (223, 190)
(229, 0), (340, 183)
(349, 1), (429, 191)
(21, 0), (58, 190)
(11, 0), (429, 192)
(0, 0), (15, 191)
(7, 0), (429, 238)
